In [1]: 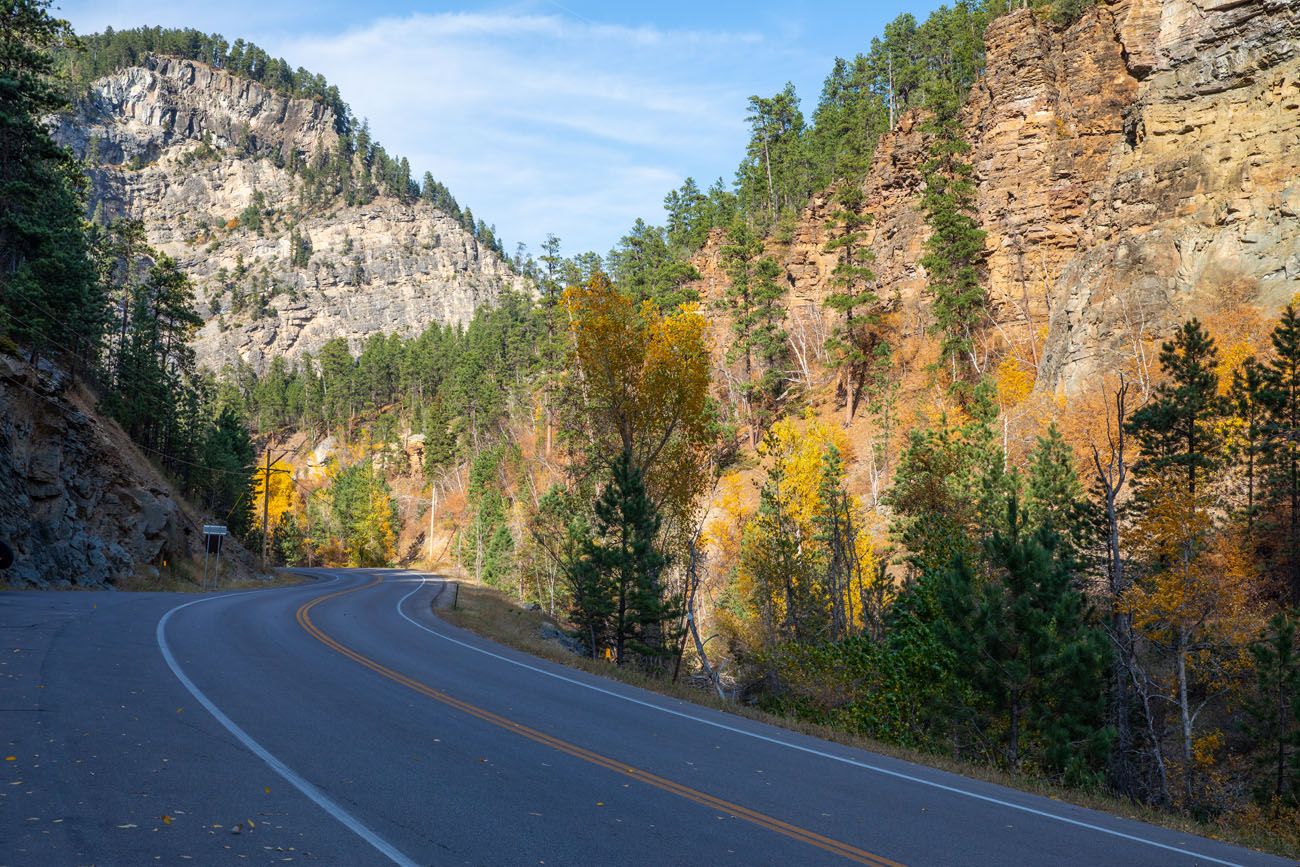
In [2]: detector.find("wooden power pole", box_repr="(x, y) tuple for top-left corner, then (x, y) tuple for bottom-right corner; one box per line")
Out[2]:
(260, 449), (292, 574)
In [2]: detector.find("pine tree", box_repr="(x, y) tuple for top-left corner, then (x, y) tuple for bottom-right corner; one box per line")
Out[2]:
(822, 185), (883, 423)
(919, 75), (986, 390)
(1127, 319), (1224, 500)
(1266, 307), (1300, 604)
(1229, 356), (1269, 534)
(200, 403), (255, 536)
(1025, 424), (1086, 558)
(720, 221), (787, 446)
(570, 451), (676, 667)
(936, 497), (1110, 777)
(1243, 612), (1300, 809)
(421, 399), (456, 480)
(0, 0), (103, 361)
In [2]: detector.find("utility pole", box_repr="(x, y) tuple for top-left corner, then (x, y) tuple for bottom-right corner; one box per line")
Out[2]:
(259, 448), (292, 574)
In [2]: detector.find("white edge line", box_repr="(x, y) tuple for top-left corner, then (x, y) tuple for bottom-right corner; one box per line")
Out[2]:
(394, 576), (1249, 867)
(156, 577), (417, 867)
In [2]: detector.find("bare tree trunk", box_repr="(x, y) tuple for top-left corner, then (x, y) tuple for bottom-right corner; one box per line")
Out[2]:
(1131, 658), (1172, 806)
(1177, 630), (1195, 805)
(1093, 375), (1138, 796)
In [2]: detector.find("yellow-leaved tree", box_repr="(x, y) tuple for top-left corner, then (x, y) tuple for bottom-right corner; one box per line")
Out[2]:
(251, 458), (300, 536)
(732, 413), (884, 649)
(1124, 491), (1258, 807)
(561, 273), (715, 549)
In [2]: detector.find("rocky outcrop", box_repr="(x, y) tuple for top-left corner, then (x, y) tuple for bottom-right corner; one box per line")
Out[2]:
(53, 56), (340, 166)
(56, 56), (524, 373)
(689, 0), (1300, 395)
(0, 353), (252, 588)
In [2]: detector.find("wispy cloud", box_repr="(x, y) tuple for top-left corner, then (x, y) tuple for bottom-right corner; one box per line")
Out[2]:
(58, 1), (844, 256)
(274, 10), (763, 254)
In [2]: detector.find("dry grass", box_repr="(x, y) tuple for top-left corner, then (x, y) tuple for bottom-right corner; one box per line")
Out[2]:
(113, 557), (308, 593)
(442, 580), (1300, 862)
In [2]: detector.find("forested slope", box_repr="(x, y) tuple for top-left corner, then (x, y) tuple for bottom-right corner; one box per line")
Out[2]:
(3, 0), (1300, 851)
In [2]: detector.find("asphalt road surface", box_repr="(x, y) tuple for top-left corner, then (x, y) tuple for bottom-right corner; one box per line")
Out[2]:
(1, 569), (1293, 866)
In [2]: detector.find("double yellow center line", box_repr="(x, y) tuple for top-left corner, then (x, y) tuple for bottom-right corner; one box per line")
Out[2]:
(296, 575), (903, 867)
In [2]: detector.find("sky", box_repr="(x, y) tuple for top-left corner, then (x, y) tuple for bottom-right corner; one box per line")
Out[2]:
(56, 0), (946, 257)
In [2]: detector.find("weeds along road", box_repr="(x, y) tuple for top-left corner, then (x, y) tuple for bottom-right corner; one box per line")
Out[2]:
(0, 570), (1289, 866)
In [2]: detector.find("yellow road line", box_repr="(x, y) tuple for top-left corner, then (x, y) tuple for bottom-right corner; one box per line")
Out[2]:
(295, 575), (904, 867)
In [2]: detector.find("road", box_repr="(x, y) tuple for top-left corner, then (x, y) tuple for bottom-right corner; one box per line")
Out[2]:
(0, 568), (1291, 866)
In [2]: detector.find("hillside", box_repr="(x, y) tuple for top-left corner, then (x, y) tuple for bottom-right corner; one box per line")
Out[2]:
(6, 0), (1300, 845)
(690, 0), (1299, 405)
(54, 54), (524, 373)
(0, 351), (258, 588)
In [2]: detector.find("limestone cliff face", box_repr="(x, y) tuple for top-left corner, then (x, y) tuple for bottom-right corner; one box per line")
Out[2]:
(56, 56), (523, 373)
(691, 0), (1300, 395)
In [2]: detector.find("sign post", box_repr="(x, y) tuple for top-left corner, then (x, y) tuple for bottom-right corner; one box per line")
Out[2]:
(202, 524), (227, 589)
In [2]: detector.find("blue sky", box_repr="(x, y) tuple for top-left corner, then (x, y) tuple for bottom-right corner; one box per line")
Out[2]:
(57, 0), (946, 257)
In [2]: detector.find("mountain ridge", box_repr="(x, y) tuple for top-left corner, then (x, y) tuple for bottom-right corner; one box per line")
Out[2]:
(55, 53), (525, 374)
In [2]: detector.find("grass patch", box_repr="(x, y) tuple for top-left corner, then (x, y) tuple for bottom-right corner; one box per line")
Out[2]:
(440, 580), (1300, 861)
(113, 557), (307, 593)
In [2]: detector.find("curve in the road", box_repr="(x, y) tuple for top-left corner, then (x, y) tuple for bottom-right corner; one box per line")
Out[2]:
(297, 572), (902, 867)
(156, 577), (419, 867)
(390, 574), (1251, 867)
(142, 569), (1276, 866)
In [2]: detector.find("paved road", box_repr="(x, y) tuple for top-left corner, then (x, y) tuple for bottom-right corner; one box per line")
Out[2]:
(0, 569), (1292, 866)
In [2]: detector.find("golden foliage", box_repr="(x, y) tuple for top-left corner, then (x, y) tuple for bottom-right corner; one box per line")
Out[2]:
(252, 459), (299, 531)
(758, 413), (853, 530)
(727, 413), (881, 644)
(1124, 493), (1257, 648)
(563, 274), (714, 544)
(994, 355), (1035, 408)
(1215, 339), (1255, 396)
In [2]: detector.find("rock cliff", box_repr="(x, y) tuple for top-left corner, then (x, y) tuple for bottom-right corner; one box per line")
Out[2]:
(0, 353), (255, 588)
(691, 0), (1300, 395)
(55, 56), (523, 373)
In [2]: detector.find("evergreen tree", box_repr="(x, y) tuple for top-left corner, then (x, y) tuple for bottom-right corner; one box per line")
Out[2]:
(1024, 424), (1086, 558)
(0, 0), (102, 361)
(1230, 356), (1269, 534)
(936, 497), (1110, 778)
(662, 177), (710, 251)
(822, 185), (882, 422)
(1265, 307), (1300, 604)
(606, 218), (698, 310)
(720, 220), (787, 446)
(919, 75), (986, 389)
(1127, 319), (1224, 500)
(570, 451), (676, 667)
(1243, 612), (1300, 809)
(200, 404), (256, 536)
(739, 83), (809, 225)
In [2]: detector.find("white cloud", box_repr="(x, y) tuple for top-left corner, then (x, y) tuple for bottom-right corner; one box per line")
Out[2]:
(273, 10), (762, 254)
